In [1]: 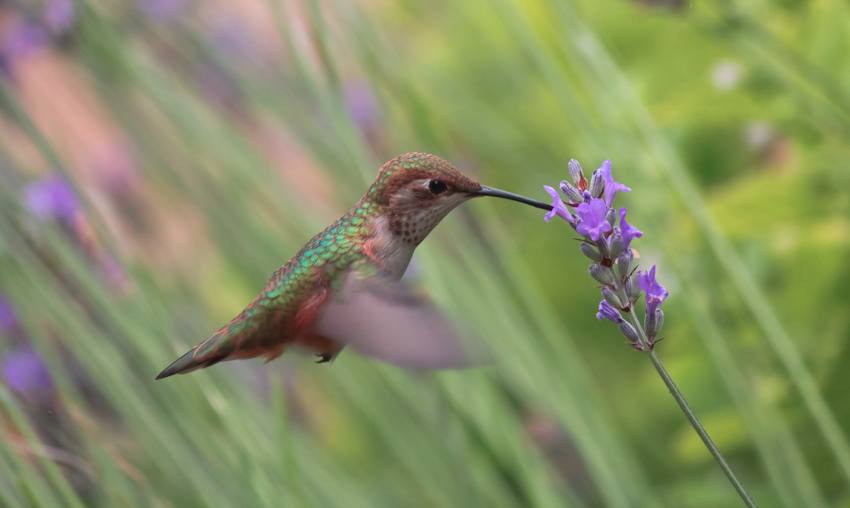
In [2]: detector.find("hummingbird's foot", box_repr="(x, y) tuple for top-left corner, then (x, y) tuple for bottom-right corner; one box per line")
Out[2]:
(315, 352), (334, 364)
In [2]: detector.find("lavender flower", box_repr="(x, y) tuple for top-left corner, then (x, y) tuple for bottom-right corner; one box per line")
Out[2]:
(597, 159), (631, 207)
(1, 346), (53, 396)
(542, 158), (652, 343)
(598, 301), (639, 343)
(575, 198), (611, 241)
(638, 265), (668, 314)
(618, 208), (642, 251)
(597, 300), (621, 323)
(541, 158), (754, 505)
(543, 186), (573, 224)
(25, 175), (79, 221)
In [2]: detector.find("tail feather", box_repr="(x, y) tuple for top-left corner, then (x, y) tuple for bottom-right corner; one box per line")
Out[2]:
(156, 297), (295, 380)
(155, 349), (224, 380)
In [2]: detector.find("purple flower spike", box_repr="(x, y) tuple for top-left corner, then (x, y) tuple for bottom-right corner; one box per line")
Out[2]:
(598, 159), (631, 207)
(5, 21), (48, 60)
(618, 208), (642, 251)
(0, 295), (18, 332)
(25, 175), (80, 221)
(543, 186), (574, 224)
(344, 81), (381, 132)
(638, 265), (669, 314)
(575, 198), (612, 241)
(1, 347), (53, 396)
(597, 300), (621, 323)
(45, 0), (75, 34)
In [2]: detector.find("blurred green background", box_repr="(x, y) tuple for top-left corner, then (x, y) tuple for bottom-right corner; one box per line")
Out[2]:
(0, 0), (848, 506)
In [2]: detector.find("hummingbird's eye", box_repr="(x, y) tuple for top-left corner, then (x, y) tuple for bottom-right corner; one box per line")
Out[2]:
(428, 179), (448, 195)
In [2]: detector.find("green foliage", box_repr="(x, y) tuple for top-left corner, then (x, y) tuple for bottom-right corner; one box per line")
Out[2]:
(0, 0), (848, 506)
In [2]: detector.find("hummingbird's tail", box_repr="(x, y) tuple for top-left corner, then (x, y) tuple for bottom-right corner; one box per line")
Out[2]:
(155, 304), (281, 380)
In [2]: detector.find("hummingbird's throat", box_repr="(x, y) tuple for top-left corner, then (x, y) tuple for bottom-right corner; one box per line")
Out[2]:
(368, 192), (470, 279)
(389, 193), (469, 246)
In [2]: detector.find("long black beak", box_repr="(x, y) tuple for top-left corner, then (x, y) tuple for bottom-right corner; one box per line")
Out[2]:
(473, 185), (553, 211)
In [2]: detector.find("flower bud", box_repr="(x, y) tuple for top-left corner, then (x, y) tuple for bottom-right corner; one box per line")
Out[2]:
(560, 181), (583, 204)
(582, 190), (592, 203)
(623, 274), (632, 297)
(596, 237), (610, 259)
(617, 249), (633, 279)
(605, 207), (616, 227)
(630, 272), (642, 301)
(616, 286), (629, 307)
(568, 159), (584, 186)
(608, 231), (623, 260)
(617, 321), (640, 343)
(651, 309), (664, 338)
(602, 287), (623, 308)
(581, 243), (603, 263)
(589, 264), (615, 285)
(645, 308), (658, 339)
(589, 170), (604, 198)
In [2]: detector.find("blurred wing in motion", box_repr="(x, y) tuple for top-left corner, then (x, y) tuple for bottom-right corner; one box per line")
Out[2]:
(315, 269), (489, 369)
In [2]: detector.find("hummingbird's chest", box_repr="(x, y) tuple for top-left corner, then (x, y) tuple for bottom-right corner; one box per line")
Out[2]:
(366, 214), (417, 279)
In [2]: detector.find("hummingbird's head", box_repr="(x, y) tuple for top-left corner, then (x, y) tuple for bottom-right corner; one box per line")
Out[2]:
(367, 153), (551, 246)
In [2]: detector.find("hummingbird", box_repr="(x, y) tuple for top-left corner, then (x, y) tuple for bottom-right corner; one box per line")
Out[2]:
(156, 153), (551, 379)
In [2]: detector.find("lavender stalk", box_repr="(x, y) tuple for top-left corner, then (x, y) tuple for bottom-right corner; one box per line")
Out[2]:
(544, 158), (758, 508)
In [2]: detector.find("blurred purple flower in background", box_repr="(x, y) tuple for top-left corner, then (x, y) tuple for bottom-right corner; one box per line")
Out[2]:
(1, 346), (53, 396)
(0, 295), (19, 332)
(44, 0), (75, 35)
(140, 0), (187, 21)
(195, 64), (243, 113)
(98, 254), (130, 293)
(5, 21), (48, 60)
(209, 18), (256, 61)
(25, 175), (79, 221)
(344, 81), (381, 132)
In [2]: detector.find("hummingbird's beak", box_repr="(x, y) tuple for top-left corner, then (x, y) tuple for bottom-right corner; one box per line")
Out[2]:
(473, 185), (553, 211)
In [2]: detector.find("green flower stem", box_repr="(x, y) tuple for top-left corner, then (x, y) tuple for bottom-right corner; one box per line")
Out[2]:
(623, 308), (758, 508)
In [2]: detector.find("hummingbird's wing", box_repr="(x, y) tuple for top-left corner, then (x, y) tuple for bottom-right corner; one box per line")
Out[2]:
(314, 267), (489, 369)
